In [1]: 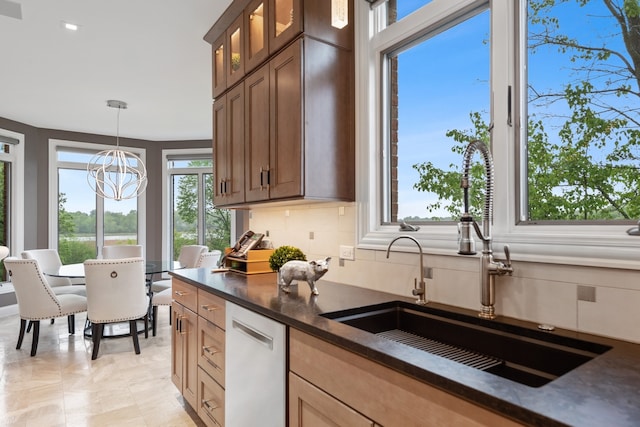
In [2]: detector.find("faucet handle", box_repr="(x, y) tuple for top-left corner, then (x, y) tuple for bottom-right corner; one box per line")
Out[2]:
(503, 245), (511, 267)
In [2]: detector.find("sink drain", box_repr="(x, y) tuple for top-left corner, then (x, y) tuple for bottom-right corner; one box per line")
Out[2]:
(377, 329), (503, 371)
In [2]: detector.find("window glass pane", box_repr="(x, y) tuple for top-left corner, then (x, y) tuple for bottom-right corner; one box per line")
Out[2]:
(57, 150), (95, 163)
(392, 10), (490, 222)
(104, 198), (138, 245)
(387, 0), (433, 25)
(169, 159), (213, 168)
(204, 173), (230, 253)
(172, 174), (199, 260)
(0, 161), (8, 280)
(526, 1), (640, 221)
(58, 168), (97, 263)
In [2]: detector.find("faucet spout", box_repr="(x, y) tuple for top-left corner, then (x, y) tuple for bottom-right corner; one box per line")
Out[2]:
(457, 140), (513, 319)
(386, 235), (428, 305)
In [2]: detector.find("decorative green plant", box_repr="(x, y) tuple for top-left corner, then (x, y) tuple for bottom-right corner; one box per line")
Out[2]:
(269, 245), (306, 272)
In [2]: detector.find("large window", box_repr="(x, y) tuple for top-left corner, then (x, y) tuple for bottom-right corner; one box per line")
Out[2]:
(524, 0), (640, 222)
(0, 132), (24, 280)
(384, 7), (490, 222)
(51, 141), (145, 263)
(357, 0), (640, 265)
(164, 150), (231, 261)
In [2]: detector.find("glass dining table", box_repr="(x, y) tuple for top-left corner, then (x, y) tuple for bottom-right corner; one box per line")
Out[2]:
(44, 260), (180, 338)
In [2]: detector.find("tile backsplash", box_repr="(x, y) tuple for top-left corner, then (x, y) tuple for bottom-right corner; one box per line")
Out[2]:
(250, 202), (640, 343)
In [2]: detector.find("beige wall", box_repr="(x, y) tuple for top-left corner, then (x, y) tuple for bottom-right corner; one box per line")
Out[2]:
(250, 202), (640, 344)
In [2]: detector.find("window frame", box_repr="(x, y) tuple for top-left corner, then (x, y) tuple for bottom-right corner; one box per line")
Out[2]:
(0, 129), (24, 256)
(355, 0), (640, 268)
(48, 139), (147, 257)
(162, 148), (215, 261)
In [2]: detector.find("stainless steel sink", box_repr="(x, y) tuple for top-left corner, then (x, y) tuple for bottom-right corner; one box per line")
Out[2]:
(322, 301), (611, 387)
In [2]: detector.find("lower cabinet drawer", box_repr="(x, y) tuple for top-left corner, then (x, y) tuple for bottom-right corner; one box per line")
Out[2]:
(198, 367), (225, 427)
(198, 317), (225, 385)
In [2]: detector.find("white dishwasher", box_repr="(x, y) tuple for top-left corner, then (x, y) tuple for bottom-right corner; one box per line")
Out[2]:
(225, 301), (286, 426)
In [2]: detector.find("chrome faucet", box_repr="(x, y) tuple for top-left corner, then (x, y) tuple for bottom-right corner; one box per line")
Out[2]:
(457, 140), (513, 319)
(386, 235), (428, 305)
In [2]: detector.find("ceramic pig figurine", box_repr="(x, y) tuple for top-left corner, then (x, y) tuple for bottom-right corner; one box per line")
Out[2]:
(279, 257), (331, 295)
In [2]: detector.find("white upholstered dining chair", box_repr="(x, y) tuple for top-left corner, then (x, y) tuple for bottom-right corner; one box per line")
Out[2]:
(84, 257), (149, 360)
(4, 257), (87, 357)
(21, 249), (86, 296)
(150, 245), (208, 293)
(102, 244), (143, 259)
(150, 249), (220, 335)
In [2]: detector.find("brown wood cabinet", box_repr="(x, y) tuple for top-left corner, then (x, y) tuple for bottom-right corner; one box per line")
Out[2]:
(196, 290), (226, 427)
(171, 280), (199, 409)
(290, 372), (377, 426)
(213, 84), (245, 205)
(172, 279), (227, 427)
(245, 0), (269, 75)
(212, 34), (226, 99)
(289, 328), (523, 427)
(208, 0), (354, 208)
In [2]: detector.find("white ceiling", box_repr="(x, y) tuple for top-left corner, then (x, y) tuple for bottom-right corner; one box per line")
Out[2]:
(0, 0), (232, 141)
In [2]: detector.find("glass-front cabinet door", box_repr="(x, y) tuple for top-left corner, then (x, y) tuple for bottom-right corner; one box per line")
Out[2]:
(212, 34), (226, 98)
(226, 13), (245, 88)
(269, 0), (301, 54)
(245, 0), (269, 73)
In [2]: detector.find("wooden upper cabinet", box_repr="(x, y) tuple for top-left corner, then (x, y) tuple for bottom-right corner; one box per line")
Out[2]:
(213, 85), (246, 205)
(207, 0), (354, 207)
(226, 14), (245, 88)
(245, 64), (271, 202)
(269, 40), (303, 200)
(269, 0), (302, 54)
(245, 0), (269, 74)
(212, 34), (226, 98)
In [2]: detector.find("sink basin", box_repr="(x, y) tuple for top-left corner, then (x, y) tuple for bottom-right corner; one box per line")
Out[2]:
(322, 301), (611, 387)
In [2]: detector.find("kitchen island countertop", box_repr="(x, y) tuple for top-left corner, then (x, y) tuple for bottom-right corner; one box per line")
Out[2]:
(170, 268), (640, 427)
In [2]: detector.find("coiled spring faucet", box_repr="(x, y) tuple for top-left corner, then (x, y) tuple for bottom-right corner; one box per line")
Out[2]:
(458, 140), (513, 319)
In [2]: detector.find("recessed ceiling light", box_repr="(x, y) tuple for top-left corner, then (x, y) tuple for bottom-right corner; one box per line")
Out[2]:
(61, 21), (79, 31)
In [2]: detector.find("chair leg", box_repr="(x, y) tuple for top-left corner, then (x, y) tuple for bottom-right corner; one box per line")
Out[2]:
(27, 320), (32, 333)
(67, 314), (75, 335)
(16, 318), (27, 349)
(30, 320), (40, 357)
(130, 320), (141, 355)
(51, 319), (55, 325)
(152, 306), (158, 337)
(144, 314), (149, 339)
(91, 323), (104, 360)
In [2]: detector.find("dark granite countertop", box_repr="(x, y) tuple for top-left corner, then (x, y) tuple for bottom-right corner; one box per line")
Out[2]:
(170, 268), (640, 427)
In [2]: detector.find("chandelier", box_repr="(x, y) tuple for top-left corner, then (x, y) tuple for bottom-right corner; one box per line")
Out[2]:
(87, 100), (147, 200)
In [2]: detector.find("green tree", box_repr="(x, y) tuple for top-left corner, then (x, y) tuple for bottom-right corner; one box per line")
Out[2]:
(174, 164), (231, 256)
(412, 0), (640, 221)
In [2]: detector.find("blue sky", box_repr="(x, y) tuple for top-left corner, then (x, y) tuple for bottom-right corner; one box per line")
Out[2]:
(395, 1), (630, 219)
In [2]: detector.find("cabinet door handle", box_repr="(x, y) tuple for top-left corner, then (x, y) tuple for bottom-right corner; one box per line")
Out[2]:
(174, 290), (188, 297)
(259, 166), (264, 189)
(266, 167), (271, 188)
(201, 304), (219, 312)
(219, 180), (224, 195)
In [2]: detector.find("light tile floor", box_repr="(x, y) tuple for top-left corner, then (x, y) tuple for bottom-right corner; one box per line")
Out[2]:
(0, 306), (205, 426)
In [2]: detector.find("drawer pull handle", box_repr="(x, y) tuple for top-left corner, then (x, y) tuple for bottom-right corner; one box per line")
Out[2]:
(174, 290), (188, 297)
(201, 304), (219, 312)
(203, 345), (219, 356)
(206, 358), (221, 370)
(202, 398), (219, 412)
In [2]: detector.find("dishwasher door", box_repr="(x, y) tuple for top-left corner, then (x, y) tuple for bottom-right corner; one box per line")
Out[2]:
(225, 302), (286, 426)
